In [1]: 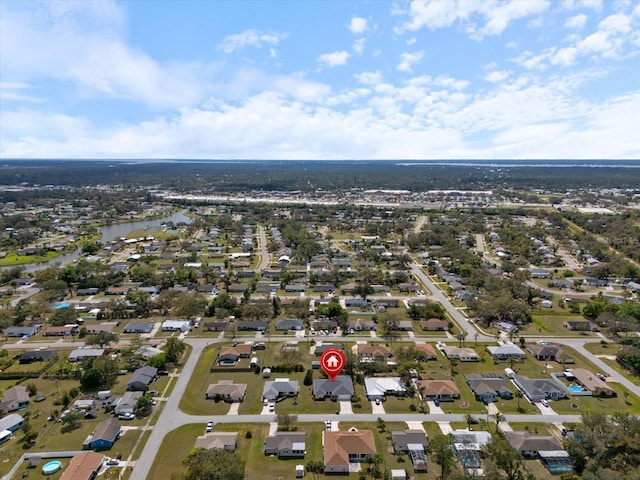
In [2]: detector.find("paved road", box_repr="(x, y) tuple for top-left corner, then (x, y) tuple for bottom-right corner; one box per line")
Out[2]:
(10, 287), (40, 306)
(410, 263), (491, 341)
(129, 339), (208, 480)
(413, 215), (428, 234)
(255, 226), (270, 272)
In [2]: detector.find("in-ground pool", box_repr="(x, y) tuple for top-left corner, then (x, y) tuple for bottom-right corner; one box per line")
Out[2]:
(53, 302), (70, 309)
(42, 460), (62, 475)
(568, 385), (584, 393)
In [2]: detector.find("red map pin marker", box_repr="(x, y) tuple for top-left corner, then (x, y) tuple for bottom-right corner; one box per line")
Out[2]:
(320, 348), (346, 381)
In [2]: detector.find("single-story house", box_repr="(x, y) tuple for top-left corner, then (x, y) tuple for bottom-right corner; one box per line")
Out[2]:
(504, 430), (564, 458)
(486, 344), (526, 361)
(59, 452), (104, 480)
(391, 430), (428, 471)
(324, 430), (377, 474)
(513, 375), (568, 402)
(161, 319), (191, 332)
(441, 346), (479, 362)
(77, 288), (100, 296)
(453, 430), (491, 469)
(527, 344), (574, 364)
(85, 322), (119, 334)
(127, 366), (158, 391)
(43, 325), (77, 336)
(123, 322), (155, 334)
(133, 346), (163, 359)
(112, 391), (143, 415)
(528, 268), (551, 279)
(19, 349), (57, 364)
(348, 318), (376, 331)
(69, 348), (105, 362)
(237, 320), (268, 332)
(0, 386), (30, 413)
(5, 325), (41, 337)
(564, 321), (598, 332)
(412, 343), (438, 361)
(74, 399), (97, 411)
(420, 318), (450, 331)
(364, 377), (406, 400)
(206, 380), (247, 402)
(203, 321), (228, 332)
(391, 429), (428, 452)
(357, 344), (393, 361)
(263, 431), (306, 457)
(275, 318), (304, 331)
(84, 418), (121, 450)
(262, 378), (300, 401)
(416, 380), (460, 401)
(314, 344), (344, 357)
(314, 375), (354, 401)
(0, 413), (24, 433)
(571, 368), (615, 397)
(195, 432), (238, 451)
(466, 374), (513, 403)
(217, 344), (252, 366)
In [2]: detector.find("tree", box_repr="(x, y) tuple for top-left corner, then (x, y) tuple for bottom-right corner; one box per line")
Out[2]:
(482, 434), (526, 480)
(306, 460), (325, 480)
(172, 290), (207, 319)
(182, 449), (245, 480)
(430, 434), (455, 480)
(303, 369), (313, 386)
(80, 356), (119, 390)
(49, 306), (77, 326)
(26, 383), (37, 396)
(492, 412), (506, 433)
(464, 413), (477, 431)
(278, 344), (302, 368)
(85, 331), (119, 348)
(135, 395), (153, 417)
(275, 413), (298, 431)
(354, 281), (374, 301)
(147, 353), (167, 369)
(60, 410), (84, 430)
(381, 314), (400, 339)
(164, 337), (186, 363)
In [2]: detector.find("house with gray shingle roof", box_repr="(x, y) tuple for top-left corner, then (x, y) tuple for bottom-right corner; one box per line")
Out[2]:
(314, 376), (354, 401)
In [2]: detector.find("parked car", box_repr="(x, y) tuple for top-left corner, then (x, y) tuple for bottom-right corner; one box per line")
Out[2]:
(118, 413), (135, 420)
(206, 421), (214, 432)
(375, 398), (381, 405)
(268, 402), (275, 412)
(325, 420), (332, 431)
(540, 399), (549, 407)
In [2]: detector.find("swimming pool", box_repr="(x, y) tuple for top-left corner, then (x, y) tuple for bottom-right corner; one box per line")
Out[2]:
(568, 385), (584, 393)
(42, 460), (62, 474)
(53, 302), (70, 309)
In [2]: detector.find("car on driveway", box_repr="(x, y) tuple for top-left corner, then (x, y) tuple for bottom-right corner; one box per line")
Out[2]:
(118, 413), (135, 421)
(325, 420), (332, 431)
(268, 402), (275, 412)
(540, 399), (549, 407)
(375, 398), (381, 405)
(206, 421), (214, 432)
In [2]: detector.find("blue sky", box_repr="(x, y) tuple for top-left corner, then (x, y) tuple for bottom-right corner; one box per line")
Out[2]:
(1, 0), (639, 159)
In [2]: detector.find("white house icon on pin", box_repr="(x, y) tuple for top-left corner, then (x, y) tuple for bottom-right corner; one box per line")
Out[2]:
(327, 355), (339, 368)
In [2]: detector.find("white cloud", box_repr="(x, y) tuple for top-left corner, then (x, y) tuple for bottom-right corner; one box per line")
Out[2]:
(353, 38), (366, 54)
(348, 17), (368, 34)
(218, 29), (289, 53)
(564, 13), (588, 29)
(485, 70), (510, 82)
(270, 48), (277, 59)
(317, 51), (350, 67)
(0, 1), (219, 109)
(406, 38), (417, 45)
(355, 71), (383, 85)
(395, 0), (550, 40)
(397, 51), (425, 73)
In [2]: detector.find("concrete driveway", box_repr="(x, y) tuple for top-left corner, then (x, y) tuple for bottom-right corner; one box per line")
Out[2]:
(371, 400), (385, 414)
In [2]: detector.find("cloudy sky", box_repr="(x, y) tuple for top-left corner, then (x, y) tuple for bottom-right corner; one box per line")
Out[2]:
(1, 0), (639, 160)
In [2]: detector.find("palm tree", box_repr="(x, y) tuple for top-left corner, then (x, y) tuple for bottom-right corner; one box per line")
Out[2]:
(464, 413), (477, 431)
(515, 391), (523, 411)
(492, 412), (506, 433)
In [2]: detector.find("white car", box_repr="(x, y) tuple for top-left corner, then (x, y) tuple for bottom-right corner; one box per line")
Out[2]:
(540, 399), (549, 407)
(268, 402), (275, 412)
(206, 421), (214, 432)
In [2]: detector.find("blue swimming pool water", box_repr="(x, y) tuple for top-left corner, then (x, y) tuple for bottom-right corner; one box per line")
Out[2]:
(53, 302), (70, 309)
(42, 460), (62, 474)
(568, 385), (583, 393)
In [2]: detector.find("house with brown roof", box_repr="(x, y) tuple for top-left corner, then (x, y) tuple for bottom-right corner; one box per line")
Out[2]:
(527, 344), (564, 361)
(571, 368), (615, 397)
(357, 344), (393, 361)
(60, 452), (104, 480)
(206, 380), (247, 402)
(195, 432), (238, 451)
(420, 318), (450, 331)
(417, 380), (460, 401)
(412, 343), (438, 361)
(43, 325), (77, 336)
(441, 346), (479, 362)
(324, 430), (377, 474)
(217, 344), (252, 366)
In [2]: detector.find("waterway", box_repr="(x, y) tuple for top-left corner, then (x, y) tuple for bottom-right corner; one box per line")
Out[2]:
(4, 209), (192, 273)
